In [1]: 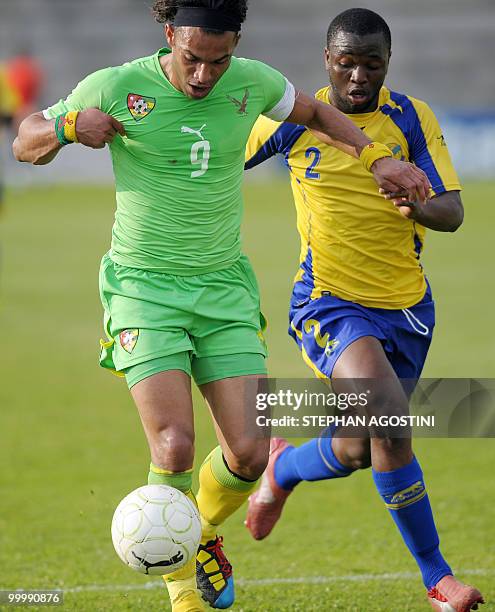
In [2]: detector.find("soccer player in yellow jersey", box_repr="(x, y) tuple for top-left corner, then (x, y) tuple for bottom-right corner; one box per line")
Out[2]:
(245, 9), (484, 612)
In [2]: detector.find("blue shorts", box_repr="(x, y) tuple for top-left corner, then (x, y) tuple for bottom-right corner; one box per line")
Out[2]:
(289, 282), (435, 380)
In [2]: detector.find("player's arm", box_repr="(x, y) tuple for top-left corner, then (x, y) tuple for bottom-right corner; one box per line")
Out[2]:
(13, 108), (125, 165)
(13, 67), (125, 165)
(384, 189), (464, 232)
(287, 90), (431, 203)
(386, 99), (464, 230)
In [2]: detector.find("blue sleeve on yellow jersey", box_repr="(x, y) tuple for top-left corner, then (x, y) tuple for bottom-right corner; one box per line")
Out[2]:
(382, 91), (460, 194)
(245, 121), (305, 170)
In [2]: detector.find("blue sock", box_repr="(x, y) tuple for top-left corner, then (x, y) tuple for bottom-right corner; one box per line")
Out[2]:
(373, 457), (452, 589)
(274, 429), (355, 490)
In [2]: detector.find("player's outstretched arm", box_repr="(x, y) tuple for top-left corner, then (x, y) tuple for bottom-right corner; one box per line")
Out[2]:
(13, 108), (125, 166)
(287, 91), (431, 203)
(382, 189), (464, 232)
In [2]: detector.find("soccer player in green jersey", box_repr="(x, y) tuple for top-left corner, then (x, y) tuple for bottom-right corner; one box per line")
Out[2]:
(13, 1), (430, 610)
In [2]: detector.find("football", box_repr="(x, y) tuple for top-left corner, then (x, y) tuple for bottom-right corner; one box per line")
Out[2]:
(133, 98), (148, 114)
(111, 485), (201, 575)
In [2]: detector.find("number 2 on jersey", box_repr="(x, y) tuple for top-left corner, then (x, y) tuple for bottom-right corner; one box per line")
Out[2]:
(305, 147), (321, 180)
(191, 141), (211, 178)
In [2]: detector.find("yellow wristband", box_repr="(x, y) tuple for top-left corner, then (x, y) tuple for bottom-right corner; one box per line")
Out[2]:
(360, 142), (393, 172)
(63, 110), (79, 143)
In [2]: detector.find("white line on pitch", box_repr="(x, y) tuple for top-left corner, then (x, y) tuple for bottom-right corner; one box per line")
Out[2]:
(63, 569), (494, 594)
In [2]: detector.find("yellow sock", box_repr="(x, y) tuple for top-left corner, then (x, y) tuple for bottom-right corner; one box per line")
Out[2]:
(197, 447), (258, 544)
(162, 557), (204, 612)
(148, 464), (204, 611)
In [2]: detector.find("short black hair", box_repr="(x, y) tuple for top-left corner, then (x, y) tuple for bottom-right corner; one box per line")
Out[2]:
(327, 8), (391, 52)
(152, 0), (248, 33)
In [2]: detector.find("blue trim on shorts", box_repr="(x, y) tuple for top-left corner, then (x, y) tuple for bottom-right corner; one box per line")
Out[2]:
(289, 283), (435, 380)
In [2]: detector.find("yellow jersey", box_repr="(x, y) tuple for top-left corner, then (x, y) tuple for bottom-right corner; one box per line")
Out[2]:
(245, 86), (461, 309)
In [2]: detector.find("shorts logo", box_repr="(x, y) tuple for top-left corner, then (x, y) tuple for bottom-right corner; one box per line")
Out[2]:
(304, 319), (340, 357)
(127, 94), (156, 121)
(120, 330), (139, 354)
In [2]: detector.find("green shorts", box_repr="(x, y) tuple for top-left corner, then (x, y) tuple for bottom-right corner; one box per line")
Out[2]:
(98, 253), (267, 388)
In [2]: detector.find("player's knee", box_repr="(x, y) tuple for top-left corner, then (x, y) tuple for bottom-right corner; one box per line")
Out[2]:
(226, 441), (269, 481)
(150, 427), (195, 472)
(334, 437), (371, 470)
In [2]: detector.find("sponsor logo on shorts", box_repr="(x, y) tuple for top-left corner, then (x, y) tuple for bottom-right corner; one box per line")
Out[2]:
(120, 329), (139, 354)
(303, 319), (340, 357)
(127, 94), (156, 121)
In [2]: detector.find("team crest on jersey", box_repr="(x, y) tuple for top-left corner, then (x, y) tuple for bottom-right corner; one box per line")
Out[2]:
(127, 94), (156, 121)
(387, 143), (405, 161)
(120, 329), (139, 354)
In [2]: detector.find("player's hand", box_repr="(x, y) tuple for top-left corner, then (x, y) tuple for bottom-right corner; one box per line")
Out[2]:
(379, 188), (427, 220)
(370, 158), (431, 204)
(76, 108), (126, 149)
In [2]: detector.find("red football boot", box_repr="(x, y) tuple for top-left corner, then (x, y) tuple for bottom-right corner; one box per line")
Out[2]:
(245, 438), (293, 540)
(428, 575), (484, 611)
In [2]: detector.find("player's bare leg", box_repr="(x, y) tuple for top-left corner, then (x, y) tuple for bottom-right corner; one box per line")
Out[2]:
(196, 375), (270, 609)
(131, 370), (204, 612)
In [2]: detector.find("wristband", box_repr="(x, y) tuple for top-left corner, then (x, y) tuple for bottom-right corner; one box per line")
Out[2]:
(54, 111), (79, 146)
(360, 142), (393, 172)
(64, 111), (79, 143)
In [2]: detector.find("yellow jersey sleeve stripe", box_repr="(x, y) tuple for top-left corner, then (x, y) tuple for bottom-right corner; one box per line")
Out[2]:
(245, 116), (306, 169)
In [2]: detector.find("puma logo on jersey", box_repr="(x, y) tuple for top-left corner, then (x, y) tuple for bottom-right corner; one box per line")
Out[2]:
(181, 124), (207, 140)
(227, 89), (250, 115)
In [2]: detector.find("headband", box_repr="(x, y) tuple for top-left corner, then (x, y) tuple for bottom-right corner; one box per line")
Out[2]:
(174, 7), (242, 32)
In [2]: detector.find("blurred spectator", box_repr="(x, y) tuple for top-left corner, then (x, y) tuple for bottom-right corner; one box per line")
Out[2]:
(4, 50), (44, 129)
(0, 64), (17, 211)
(0, 51), (44, 211)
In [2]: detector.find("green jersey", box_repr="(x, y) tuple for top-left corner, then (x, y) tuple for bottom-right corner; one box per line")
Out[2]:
(44, 48), (294, 274)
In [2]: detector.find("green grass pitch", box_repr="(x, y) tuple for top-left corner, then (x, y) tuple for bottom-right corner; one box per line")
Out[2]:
(1, 180), (494, 611)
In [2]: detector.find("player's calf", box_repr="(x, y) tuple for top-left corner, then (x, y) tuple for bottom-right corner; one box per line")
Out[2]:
(222, 437), (269, 482)
(332, 436), (371, 470)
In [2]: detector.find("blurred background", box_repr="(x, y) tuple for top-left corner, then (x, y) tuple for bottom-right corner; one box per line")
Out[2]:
(1, 2), (494, 610)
